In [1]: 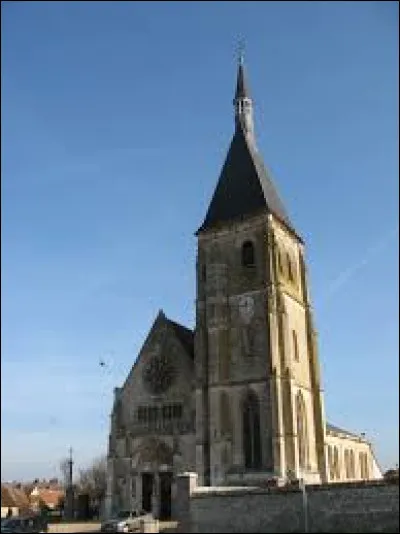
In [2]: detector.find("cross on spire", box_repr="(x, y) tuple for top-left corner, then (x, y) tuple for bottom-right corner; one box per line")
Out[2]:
(237, 39), (245, 66)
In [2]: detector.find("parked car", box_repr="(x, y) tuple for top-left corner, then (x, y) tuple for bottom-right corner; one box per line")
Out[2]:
(0, 515), (48, 533)
(100, 509), (153, 532)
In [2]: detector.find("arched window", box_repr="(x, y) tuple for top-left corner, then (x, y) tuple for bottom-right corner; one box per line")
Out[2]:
(219, 329), (230, 379)
(333, 447), (340, 479)
(296, 391), (309, 472)
(243, 390), (261, 469)
(149, 406), (158, 423)
(292, 330), (299, 361)
(287, 253), (294, 282)
(328, 445), (335, 480)
(276, 248), (284, 274)
(345, 450), (351, 479)
(328, 445), (341, 480)
(220, 391), (231, 438)
(242, 241), (255, 267)
(361, 452), (366, 479)
(138, 406), (147, 423)
(359, 452), (369, 479)
(172, 404), (182, 419)
(350, 450), (355, 478)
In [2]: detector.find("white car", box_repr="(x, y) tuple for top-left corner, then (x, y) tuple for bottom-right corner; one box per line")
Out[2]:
(100, 509), (153, 532)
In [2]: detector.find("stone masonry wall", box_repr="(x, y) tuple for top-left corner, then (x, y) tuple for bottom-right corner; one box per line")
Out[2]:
(175, 473), (399, 533)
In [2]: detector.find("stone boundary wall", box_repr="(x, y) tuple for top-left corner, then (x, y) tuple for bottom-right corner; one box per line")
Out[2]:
(174, 473), (399, 533)
(48, 522), (100, 533)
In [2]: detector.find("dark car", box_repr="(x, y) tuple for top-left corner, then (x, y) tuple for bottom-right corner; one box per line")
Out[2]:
(1, 515), (48, 533)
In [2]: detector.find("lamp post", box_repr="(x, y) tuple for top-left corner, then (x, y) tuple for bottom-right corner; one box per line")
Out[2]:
(65, 447), (74, 520)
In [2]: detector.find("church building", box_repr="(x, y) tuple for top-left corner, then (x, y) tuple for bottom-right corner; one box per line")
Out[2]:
(105, 56), (382, 519)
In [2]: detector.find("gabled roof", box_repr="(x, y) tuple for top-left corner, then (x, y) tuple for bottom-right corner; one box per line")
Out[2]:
(120, 311), (194, 393)
(30, 487), (64, 508)
(166, 317), (194, 359)
(197, 124), (292, 233)
(1, 484), (30, 510)
(1, 485), (14, 508)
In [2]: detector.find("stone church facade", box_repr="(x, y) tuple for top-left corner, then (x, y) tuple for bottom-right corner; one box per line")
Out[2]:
(105, 57), (382, 519)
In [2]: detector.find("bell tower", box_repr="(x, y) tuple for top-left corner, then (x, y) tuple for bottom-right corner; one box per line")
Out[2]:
(194, 55), (327, 486)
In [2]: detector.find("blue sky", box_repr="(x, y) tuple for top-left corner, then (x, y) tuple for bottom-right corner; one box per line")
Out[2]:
(1, 1), (398, 481)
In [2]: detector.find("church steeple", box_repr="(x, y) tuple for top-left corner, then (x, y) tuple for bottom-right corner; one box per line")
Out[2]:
(197, 53), (293, 235)
(233, 51), (255, 146)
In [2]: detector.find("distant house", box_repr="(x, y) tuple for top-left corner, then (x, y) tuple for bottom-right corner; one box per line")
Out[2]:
(30, 486), (64, 512)
(1, 484), (31, 518)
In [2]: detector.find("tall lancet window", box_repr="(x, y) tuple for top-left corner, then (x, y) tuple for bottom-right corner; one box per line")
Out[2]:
(243, 390), (261, 469)
(296, 391), (309, 472)
(220, 391), (232, 438)
(242, 240), (255, 267)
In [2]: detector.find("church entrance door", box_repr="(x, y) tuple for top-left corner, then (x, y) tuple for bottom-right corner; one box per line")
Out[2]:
(159, 472), (172, 519)
(141, 473), (154, 513)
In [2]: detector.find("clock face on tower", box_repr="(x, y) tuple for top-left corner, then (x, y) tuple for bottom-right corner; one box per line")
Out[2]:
(142, 352), (176, 395)
(238, 295), (254, 324)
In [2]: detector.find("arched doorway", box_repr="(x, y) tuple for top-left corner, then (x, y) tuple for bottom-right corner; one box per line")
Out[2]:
(159, 471), (173, 519)
(242, 390), (261, 469)
(141, 472), (153, 513)
(133, 438), (174, 519)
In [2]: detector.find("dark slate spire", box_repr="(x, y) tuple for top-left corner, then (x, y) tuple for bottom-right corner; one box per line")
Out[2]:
(197, 56), (295, 235)
(197, 126), (292, 232)
(234, 60), (251, 100)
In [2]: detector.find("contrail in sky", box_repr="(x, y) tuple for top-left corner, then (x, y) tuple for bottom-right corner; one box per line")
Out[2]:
(320, 225), (398, 304)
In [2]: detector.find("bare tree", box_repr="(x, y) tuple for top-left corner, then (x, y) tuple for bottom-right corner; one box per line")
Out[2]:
(59, 458), (70, 488)
(77, 456), (107, 503)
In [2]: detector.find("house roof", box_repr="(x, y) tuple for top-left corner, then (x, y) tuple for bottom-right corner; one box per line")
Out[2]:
(1, 485), (30, 510)
(197, 124), (293, 234)
(1, 486), (15, 508)
(31, 488), (64, 508)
